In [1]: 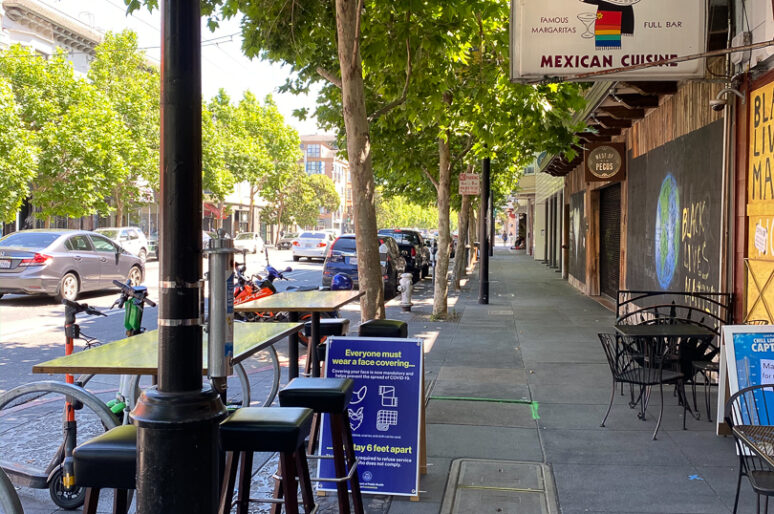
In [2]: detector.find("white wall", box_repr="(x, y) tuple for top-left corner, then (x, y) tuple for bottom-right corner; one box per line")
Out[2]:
(533, 200), (546, 260)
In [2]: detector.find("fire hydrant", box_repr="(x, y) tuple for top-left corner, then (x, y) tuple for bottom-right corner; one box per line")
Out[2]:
(398, 273), (414, 311)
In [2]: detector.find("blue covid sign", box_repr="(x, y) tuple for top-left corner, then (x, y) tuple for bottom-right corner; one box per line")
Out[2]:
(320, 336), (423, 496)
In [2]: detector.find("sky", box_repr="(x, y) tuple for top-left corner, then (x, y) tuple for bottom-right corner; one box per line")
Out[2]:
(39, 0), (324, 135)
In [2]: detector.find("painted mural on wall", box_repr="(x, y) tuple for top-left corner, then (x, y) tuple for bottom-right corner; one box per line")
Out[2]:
(746, 80), (774, 322)
(626, 119), (723, 295)
(655, 174), (680, 289)
(569, 191), (586, 284)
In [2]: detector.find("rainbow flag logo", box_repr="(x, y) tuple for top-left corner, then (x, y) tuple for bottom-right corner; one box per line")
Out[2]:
(595, 10), (622, 48)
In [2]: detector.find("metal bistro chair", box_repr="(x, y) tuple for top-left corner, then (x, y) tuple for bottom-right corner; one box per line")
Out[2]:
(598, 333), (685, 440)
(725, 384), (774, 514)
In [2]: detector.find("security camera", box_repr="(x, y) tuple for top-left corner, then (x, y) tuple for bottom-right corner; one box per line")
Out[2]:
(709, 99), (726, 112)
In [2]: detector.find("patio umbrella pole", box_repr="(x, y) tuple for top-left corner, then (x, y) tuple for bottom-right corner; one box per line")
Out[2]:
(131, 2), (227, 512)
(479, 156), (490, 304)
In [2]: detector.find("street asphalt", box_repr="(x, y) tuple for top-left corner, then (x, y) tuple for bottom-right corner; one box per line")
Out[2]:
(2, 247), (749, 513)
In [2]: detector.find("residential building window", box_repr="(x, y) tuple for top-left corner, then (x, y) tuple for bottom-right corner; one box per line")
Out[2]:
(306, 161), (324, 174)
(307, 144), (321, 157)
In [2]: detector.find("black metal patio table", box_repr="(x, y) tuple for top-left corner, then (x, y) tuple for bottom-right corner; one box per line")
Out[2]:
(614, 323), (717, 425)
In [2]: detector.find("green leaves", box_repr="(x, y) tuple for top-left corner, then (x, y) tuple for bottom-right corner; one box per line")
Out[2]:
(0, 79), (35, 223)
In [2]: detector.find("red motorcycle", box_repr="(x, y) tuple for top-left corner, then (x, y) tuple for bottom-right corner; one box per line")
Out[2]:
(233, 263), (285, 322)
(233, 263), (335, 347)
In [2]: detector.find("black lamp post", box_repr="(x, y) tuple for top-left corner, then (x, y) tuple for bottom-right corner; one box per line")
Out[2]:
(479, 156), (490, 304)
(131, 3), (226, 512)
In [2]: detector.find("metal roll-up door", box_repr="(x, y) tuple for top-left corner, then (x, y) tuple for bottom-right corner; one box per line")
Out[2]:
(599, 184), (621, 298)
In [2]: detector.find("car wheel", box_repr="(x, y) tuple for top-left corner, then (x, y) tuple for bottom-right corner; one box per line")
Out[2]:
(138, 249), (147, 263)
(127, 266), (143, 286)
(57, 272), (80, 302)
(293, 255), (300, 262)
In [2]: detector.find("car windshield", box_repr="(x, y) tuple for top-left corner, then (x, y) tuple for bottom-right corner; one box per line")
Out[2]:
(332, 237), (357, 253)
(300, 232), (325, 239)
(235, 233), (254, 240)
(285, 233), (298, 239)
(0, 232), (60, 249)
(380, 231), (419, 245)
(95, 229), (120, 239)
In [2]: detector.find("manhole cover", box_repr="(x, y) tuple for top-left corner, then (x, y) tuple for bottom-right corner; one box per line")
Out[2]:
(441, 459), (558, 514)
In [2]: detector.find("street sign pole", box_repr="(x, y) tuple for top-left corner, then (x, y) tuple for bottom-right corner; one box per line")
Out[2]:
(479, 157), (490, 304)
(132, 3), (226, 512)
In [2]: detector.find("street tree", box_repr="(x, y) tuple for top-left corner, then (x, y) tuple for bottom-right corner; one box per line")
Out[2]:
(0, 78), (35, 223)
(195, 0), (433, 320)
(256, 96), (303, 240)
(0, 45), (132, 223)
(201, 104), (237, 208)
(366, 2), (585, 317)
(89, 30), (160, 225)
(307, 174), (340, 215)
(35, 79), (130, 221)
(260, 166), (318, 231)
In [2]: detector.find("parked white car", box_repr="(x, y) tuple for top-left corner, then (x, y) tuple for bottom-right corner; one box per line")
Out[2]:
(292, 231), (336, 262)
(94, 226), (150, 262)
(233, 232), (265, 254)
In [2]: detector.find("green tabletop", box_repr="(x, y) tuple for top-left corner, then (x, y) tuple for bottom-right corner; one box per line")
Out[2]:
(234, 290), (363, 313)
(32, 322), (303, 375)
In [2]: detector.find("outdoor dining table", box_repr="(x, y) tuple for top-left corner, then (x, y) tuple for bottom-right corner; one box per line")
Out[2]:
(32, 322), (303, 376)
(234, 289), (364, 379)
(614, 323), (717, 419)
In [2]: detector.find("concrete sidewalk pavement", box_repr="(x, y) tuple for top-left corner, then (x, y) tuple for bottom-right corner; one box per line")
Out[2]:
(382, 248), (744, 514)
(12, 248), (746, 513)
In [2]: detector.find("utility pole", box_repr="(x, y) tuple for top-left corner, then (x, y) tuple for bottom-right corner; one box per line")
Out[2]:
(132, 3), (226, 512)
(479, 156), (490, 304)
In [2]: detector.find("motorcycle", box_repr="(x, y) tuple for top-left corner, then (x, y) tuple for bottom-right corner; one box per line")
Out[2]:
(233, 263), (290, 322)
(233, 263), (343, 346)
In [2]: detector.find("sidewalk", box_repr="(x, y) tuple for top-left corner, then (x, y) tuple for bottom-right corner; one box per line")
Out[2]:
(383, 248), (743, 514)
(13, 248), (745, 513)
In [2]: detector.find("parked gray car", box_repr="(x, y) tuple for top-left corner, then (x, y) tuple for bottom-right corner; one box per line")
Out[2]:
(0, 229), (144, 301)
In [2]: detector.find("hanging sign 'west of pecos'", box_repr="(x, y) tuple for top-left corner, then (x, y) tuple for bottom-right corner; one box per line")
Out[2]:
(510, 1), (707, 81)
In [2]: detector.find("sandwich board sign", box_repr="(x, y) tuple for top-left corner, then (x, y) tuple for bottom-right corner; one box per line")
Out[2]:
(717, 324), (774, 435)
(320, 336), (423, 496)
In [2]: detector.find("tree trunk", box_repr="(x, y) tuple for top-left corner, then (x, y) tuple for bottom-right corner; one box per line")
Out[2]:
(433, 131), (452, 318)
(452, 194), (471, 290)
(248, 185), (257, 233)
(276, 200), (285, 245)
(335, 0), (384, 321)
(114, 192), (125, 227)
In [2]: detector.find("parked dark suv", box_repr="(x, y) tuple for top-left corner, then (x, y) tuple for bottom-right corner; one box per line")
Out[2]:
(377, 229), (430, 282)
(321, 234), (406, 297)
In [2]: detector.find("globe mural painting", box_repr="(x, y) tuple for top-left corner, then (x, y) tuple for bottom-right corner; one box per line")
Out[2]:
(655, 174), (681, 289)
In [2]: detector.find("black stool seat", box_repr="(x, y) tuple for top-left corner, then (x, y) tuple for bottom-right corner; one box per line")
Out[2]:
(303, 318), (350, 337)
(220, 407), (312, 453)
(280, 377), (354, 413)
(358, 319), (408, 338)
(73, 425), (136, 490)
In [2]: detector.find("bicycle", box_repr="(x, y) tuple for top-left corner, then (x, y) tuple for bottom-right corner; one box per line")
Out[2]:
(0, 299), (119, 509)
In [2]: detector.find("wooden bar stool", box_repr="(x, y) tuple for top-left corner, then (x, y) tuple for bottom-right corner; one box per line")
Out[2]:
(72, 424), (136, 514)
(218, 406), (315, 514)
(279, 377), (364, 514)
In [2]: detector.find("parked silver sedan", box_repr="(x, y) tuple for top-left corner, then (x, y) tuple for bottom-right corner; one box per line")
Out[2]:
(0, 229), (144, 301)
(292, 231), (336, 262)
